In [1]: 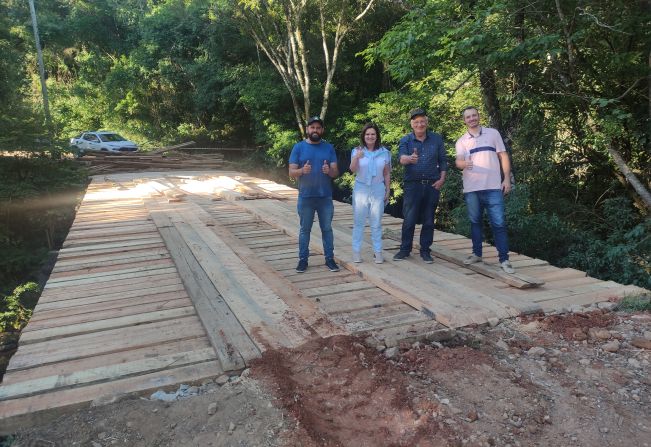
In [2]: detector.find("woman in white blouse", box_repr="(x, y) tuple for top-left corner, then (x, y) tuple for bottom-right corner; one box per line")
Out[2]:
(350, 123), (391, 263)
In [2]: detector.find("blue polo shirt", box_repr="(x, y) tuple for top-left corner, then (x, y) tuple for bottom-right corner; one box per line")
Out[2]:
(398, 130), (448, 182)
(289, 140), (337, 198)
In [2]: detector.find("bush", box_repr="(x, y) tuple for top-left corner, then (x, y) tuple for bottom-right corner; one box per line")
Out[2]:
(0, 282), (37, 332)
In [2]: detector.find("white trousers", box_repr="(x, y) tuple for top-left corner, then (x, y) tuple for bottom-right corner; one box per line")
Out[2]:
(352, 182), (386, 253)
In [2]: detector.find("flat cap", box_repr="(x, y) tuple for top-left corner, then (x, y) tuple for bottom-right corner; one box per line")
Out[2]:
(409, 108), (427, 120)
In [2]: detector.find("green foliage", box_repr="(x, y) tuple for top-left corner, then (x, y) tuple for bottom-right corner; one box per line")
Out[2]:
(264, 122), (300, 167)
(0, 3), (45, 150)
(562, 200), (650, 289)
(0, 283), (37, 332)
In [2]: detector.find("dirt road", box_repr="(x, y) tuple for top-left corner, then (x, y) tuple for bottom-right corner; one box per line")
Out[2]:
(9, 309), (651, 447)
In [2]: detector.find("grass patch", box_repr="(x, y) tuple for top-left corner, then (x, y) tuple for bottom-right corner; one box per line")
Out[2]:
(617, 295), (651, 312)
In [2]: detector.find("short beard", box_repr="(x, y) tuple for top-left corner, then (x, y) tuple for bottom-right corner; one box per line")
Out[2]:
(308, 132), (321, 142)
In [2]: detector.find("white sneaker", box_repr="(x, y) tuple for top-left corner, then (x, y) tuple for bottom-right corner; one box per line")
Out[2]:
(500, 260), (515, 274)
(463, 254), (482, 265)
(374, 252), (384, 264)
(352, 251), (362, 263)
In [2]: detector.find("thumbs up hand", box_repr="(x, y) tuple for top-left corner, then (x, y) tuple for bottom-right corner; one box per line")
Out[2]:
(321, 159), (330, 175)
(302, 160), (312, 175)
(410, 148), (419, 164)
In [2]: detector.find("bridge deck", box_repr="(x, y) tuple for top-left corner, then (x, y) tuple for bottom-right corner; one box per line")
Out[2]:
(1, 170), (646, 433)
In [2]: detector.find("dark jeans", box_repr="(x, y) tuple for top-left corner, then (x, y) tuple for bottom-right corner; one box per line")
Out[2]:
(297, 196), (335, 260)
(400, 182), (441, 254)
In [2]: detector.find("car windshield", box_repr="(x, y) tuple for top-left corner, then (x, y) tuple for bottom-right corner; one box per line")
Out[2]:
(98, 133), (127, 142)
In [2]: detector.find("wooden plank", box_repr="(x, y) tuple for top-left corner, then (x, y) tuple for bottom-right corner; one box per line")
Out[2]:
(261, 250), (299, 262)
(287, 269), (344, 283)
(62, 232), (161, 248)
(191, 204), (343, 338)
(19, 307), (197, 344)
(168, 206), (311, 348)
(8, 316), (206, 371)
(336, 303), (415, 323)
(31, 289), (188, 319)
(531, 281), (624, 303)
(56, 241), (165, 260)
(382, 227), (544, 289)
(148, 209), (254, 370)
(539, 285), (642, 311)
(544, 275), (603, 288)
(318, 292), (398, 314)
(37, 274), (182, 302)
(344, 310), (430, 333)
(290, 272), (362, 289)
(246, 238), (297, 249)
(392, 257), (540, 317)
(372, 321), (455, 347)
(235, 229), (283, 239)
(25, 297), (191, 331)
(49, 258), (173, 279)
(52, 252), (171, 273)
(53, 244), (167, 263)
(67, 219), (154, 232)
(56, 237), (163, 255)
(0, 348), (216, 401)
(2, 337), (211, 384)
(65, 223), (157, 240)
(255, 246), (297, 256)
(302, 281), (377, 298)
(43, 266), (177, 289)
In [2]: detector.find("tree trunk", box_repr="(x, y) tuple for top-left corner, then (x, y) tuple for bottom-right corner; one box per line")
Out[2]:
(555, 0), (577, 85)
(479, 69), (504, 136)
(606, 144), (651, 211)
(237, 0), (374, 134)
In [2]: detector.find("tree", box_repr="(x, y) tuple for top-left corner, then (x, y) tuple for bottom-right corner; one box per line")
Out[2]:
(235, 0), (376, 134)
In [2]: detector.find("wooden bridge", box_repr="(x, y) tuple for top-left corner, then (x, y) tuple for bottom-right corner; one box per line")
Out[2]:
(0, 170), (646, 433)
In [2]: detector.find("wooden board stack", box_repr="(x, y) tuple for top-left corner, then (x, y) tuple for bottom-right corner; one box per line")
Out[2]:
(76, 148), (225, 174)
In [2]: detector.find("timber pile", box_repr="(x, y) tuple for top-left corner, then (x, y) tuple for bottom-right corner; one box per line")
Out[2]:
(76, 146), (225, 174)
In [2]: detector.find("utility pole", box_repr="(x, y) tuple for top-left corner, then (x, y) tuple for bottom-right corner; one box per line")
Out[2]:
(28, 0), (52, 132)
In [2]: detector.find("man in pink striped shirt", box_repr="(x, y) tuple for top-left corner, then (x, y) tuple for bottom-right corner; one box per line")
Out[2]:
(455, 106), (515, 274)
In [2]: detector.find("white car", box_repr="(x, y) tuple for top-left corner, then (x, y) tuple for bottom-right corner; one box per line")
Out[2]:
(70, 131), (139, 154)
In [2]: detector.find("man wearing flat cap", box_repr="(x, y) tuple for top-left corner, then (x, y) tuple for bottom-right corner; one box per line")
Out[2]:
(393, 108), (448, 263)
(289, 116), (340, 273)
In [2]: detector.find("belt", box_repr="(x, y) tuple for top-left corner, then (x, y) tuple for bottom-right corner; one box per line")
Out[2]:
(408, 179), (435, 185)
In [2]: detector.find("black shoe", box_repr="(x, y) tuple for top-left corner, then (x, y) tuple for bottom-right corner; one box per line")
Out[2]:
(420, 252), (434, 264)
(296, 258), (308, 273)
(393, 251), (409, 261)
(325, 258), (340, 272)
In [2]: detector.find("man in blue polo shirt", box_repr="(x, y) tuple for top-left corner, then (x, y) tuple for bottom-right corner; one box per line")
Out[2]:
(289, 116), (340, 273)
(393, 108), (448, 263)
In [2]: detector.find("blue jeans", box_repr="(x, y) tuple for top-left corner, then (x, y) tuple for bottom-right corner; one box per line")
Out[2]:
(464, 189), (509, 262)
(400, 182), (441, 254)
(297, 196), (335, 260)
(352, 182), (386, 253)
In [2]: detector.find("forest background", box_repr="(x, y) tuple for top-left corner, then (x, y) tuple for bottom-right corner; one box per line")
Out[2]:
(0, 0), (649, 331)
